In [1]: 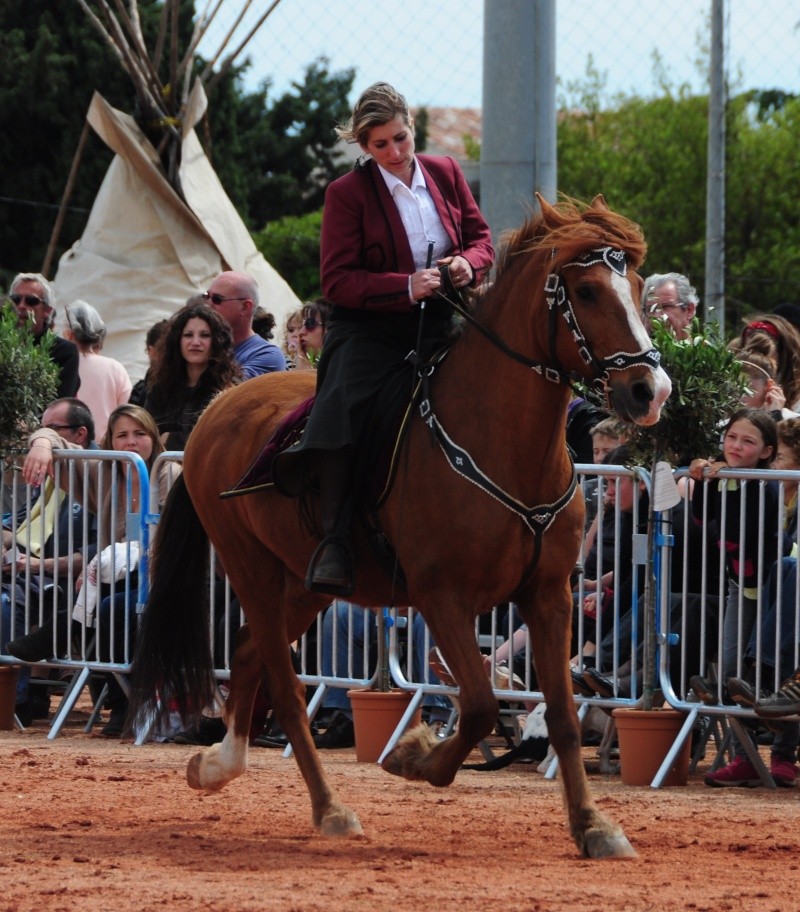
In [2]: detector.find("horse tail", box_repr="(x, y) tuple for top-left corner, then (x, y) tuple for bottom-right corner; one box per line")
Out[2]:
(128, 472), (216, 732)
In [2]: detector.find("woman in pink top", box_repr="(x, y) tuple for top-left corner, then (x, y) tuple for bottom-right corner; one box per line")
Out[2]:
(63, 300), (132, 441)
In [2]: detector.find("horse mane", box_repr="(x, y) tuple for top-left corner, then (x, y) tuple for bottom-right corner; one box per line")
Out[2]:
(492, 196), (647, 285)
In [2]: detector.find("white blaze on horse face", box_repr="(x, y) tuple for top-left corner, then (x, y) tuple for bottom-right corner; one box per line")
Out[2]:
(609, 271), (672, 425)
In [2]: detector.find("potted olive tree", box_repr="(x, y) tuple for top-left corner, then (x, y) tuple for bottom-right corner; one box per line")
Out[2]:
(612, 318), (747, 784)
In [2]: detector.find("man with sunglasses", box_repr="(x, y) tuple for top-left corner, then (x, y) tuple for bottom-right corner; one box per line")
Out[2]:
(203, 271), (285, 380)
(8, 272), (80, 397)
(3, 397), (98, 723)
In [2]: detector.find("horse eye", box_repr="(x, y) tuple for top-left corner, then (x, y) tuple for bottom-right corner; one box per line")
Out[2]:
(574, 284), (596, 303)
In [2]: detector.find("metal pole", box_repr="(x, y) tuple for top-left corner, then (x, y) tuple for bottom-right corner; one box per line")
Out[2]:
(534, 0), (557, 204)
(704, 0), (726, 332)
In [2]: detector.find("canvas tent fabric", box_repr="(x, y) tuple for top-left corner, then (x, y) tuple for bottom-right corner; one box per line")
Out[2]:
(53, 88), (301, 382)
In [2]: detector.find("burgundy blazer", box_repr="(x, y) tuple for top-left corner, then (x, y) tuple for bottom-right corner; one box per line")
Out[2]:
(321, 154), (494, 313)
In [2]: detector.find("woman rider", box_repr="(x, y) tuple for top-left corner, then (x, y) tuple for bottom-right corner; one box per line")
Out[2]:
(274, 82), (494, 596)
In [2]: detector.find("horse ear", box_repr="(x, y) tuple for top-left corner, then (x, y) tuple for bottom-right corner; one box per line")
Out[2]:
(589, 194), (609, 211)
(536, 192), (559, 227)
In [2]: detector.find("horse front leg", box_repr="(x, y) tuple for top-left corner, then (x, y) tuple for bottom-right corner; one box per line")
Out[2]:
(186, 626), (256, 792)
(521, 584), (636, 859)
(382, 610), (498, 786)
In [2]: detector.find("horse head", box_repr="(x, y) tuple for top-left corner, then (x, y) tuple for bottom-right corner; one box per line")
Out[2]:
(534, 194), (671, 426)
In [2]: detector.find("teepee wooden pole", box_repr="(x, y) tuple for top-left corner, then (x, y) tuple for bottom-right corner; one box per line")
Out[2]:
(152, 0), (170, 72)
(41, 118), (91, 279)
(176, 0), (226, 102)
(205, 0), (283, 94)
(110, 0), (165, 99)
(199, 0), (256, 83)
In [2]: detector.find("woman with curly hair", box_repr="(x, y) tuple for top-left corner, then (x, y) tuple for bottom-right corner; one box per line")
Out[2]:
(145, 298), (241, 450)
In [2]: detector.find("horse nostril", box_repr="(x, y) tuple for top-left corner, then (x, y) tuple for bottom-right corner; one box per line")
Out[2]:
(631, 378), (655, 406)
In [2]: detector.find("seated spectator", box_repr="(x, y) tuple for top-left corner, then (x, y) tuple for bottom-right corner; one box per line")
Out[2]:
(203, 271), (285, 378)
(581, 417), (629, 552)
(252, 306), (276, 342)
(565, 394), (609, 464)
(8, 272), (79, 397)
(297, 298), (333, 368)
(8, 404), (176, 737)
(62, 300), (132, 440)
(736, 350), (799, 420)
(145, 300), (241, 450)
(129, 319), (169, 407)
(642, 272), (698, 341)
(282, 308), (313, 371)
(2, 398), (98, 724)
(732, 313), (800, 412)
(680, 407), (795, 786)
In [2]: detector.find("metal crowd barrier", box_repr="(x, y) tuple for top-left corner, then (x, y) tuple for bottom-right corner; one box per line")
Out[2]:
(1, 448), (151, 737)
(6, 449), (799, 788)
(655, 465), (800, 788)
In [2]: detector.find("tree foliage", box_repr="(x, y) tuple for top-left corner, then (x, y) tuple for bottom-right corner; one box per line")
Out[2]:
(253, 210), (323, 301)
(558, 66), (800, 325)
(0, 2), (353, 289)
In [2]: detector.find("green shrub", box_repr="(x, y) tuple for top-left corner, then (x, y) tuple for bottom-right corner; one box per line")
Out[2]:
(0, 303), (59, 454)
(254, 210), (323, 301)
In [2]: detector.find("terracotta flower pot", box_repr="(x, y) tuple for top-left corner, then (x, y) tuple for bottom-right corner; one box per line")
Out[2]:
(612, 707), (691, 787)
(346, 688), (421, 763)
(0, 666), (21, 730)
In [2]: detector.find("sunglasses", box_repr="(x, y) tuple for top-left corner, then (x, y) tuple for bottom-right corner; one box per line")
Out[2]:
(10, 293), (47, 307)
(303, 317), (322, 331)
(45, 423), (79, 432)
(202, 292), (248, 306)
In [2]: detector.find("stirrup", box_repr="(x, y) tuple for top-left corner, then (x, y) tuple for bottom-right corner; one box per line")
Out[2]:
(305, 535), (355, 598)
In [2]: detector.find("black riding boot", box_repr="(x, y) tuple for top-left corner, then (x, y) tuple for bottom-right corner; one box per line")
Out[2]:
(305, 451), (355, 597)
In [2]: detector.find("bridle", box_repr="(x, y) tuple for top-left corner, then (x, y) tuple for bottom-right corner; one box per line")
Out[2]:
(439, 245), (661, 397)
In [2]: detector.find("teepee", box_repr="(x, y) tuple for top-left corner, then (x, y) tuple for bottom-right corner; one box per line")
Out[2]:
(53, 0), (300, 381)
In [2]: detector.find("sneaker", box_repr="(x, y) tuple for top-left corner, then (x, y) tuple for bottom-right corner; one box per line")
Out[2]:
(769, 756), (798, 788)
(690, 675), (722, 706)
(704, 756), (761, 788)
(754, 668), (800, 719)
(312, 711), (354, 749)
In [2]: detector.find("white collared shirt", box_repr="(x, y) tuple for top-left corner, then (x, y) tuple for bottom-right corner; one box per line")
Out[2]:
(377, 158), (452, 270)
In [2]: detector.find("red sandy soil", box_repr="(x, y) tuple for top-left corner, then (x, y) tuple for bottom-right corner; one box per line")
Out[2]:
(1, 703), (799, 912)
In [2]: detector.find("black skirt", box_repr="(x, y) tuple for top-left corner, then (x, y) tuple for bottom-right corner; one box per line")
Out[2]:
(273, 306), (452, 497)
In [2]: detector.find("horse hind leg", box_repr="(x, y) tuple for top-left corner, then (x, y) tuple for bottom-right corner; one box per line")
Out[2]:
(186, 625), (257, 793)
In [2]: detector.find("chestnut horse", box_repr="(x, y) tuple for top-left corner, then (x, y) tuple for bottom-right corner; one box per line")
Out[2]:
(130, 195), (671, 858)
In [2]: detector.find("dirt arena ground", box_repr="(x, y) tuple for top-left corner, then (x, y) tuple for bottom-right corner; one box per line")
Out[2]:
(1, 702), (799, 912)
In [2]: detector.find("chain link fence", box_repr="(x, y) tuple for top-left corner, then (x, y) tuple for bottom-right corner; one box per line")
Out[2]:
(198, 1), (798, 111)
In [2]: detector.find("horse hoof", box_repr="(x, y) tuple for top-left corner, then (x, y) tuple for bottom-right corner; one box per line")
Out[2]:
(319, 805), (364, 838)
(186, 753), (205, 790)
(583, 828), (637, 859)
